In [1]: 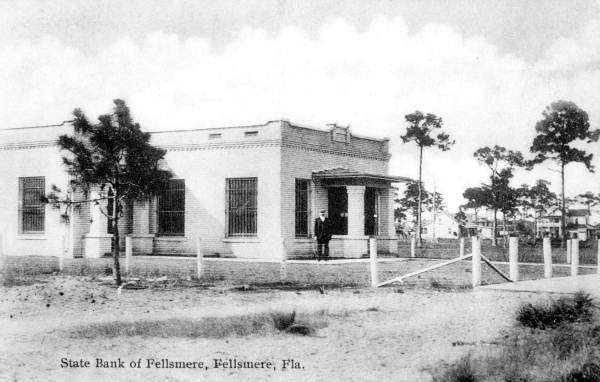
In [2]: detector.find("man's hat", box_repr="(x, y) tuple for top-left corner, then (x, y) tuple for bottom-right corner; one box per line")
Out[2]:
(320, 209), (326, 213)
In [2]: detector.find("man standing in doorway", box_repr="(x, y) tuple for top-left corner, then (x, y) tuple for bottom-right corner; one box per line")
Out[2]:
(314, 209), (332, 261)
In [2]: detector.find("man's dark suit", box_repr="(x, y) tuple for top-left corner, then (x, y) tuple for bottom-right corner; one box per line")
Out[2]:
(314, 217), (332, 259)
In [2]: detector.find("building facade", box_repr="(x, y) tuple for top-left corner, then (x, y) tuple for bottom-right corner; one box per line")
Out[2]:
(0, 120), (408, 260)
(537, 209), (594, 241)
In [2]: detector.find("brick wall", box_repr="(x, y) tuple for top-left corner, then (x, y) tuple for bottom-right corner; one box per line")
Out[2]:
(281, 123), (392, 258)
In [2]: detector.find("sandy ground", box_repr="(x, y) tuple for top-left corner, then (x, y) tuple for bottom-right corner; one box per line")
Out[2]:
(0, 276), (549, 382)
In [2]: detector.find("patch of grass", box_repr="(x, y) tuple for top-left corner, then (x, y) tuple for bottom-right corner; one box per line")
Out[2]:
(430, 291), (600, 382)
(271, 311), (296, 331)
(68, 311), (326, 339)
(516, 291), (594, 329)
(431, 356), (479, 382)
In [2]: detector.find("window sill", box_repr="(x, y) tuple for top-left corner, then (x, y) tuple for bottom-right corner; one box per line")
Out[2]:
(223, 237), (260, 243)
(17, 234), (47, 240)
(155, 236), (187, 241)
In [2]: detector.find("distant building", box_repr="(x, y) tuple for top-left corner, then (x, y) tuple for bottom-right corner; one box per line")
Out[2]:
(537, 209), (595, 240)
(420, 211), (460, 240)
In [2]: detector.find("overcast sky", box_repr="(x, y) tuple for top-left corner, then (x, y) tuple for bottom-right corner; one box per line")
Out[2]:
(1, 0), (599, 212)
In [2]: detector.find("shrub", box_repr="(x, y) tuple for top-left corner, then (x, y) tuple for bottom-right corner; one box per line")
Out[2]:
(271, 311), (296, 331)
(431, 356), (480, 382)
(562, 363), (600, 382)
(516, 291), (594, 329)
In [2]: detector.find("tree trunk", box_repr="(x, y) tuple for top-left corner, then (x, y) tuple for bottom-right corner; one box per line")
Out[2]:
(492, 208), (497, 246)
(502, 216), (507, 248)
(417, 146), (423, 248)
(111, 196), (122, 286)
(561, 162), (566, 248)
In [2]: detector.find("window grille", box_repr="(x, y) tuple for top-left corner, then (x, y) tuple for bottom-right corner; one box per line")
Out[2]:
(226, 178), (257, 236)
(19, 177), (45, 233)
(158, 179), (185, 235)
(295, 179), (310, 237)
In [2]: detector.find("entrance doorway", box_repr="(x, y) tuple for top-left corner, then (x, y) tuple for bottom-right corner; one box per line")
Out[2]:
(328, 187), (348, 235)
(364, 187), (379, 236)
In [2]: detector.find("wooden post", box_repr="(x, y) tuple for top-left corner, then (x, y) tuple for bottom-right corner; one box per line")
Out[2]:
(597, 239), (600, 275)
(543, 237), (552, 278)
(369, 237), (378, 287)
(571, 238), (579, 277)
(471, 236), (481, 287)
(59, 235), (65, 272)
(280, 238), (287, 281)
(410, 237), (416, 258)
(196, 237), (203, 279)
(459, 237), (465, 257)
(566, 239), (572, 263)
(125, 236), (132, 274)
(508, 236), (518, 281)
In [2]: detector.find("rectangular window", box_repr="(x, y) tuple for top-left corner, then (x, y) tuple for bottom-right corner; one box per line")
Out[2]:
(226, 178), (257, 236)
(244, 131), (258, 137)
(19, 177), (45, 233)
(209, 133), (222, 139)
(295, 179), (310, 237)
(158, 179), (185, 235)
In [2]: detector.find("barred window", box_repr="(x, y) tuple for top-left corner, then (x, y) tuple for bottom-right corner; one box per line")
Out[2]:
(226, 178), (257, 236)
(158, 179), (185, 235)
(295, 179), (310, 237)
(19, 177), (45, 233)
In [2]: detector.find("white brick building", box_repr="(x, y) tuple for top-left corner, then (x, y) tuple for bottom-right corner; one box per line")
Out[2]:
(0, 120), (408, 260)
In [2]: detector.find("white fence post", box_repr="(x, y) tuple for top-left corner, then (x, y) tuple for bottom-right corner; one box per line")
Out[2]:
(369, 238), (378, 287)
(59, 235), (66, 272)
(196, 237), (203, 279)
(566, 239), (572, 263)
(125, 236), (132, 274)
(543, 237), (552, 278)
(509, 236), (519, 281)
(571, 238), (579, 276)
(280, 238), (287, 281)
(410, 237), (416, 258)
(597, 239), (600, 275)
(472, 236), (481, 287)
(459, 237), (465, 257)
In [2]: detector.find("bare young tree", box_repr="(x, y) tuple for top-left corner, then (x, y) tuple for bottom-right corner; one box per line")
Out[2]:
(401, 111), (454, 247)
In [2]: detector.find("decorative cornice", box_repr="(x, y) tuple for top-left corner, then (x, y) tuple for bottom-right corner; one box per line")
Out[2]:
(0, 137), (391, 162)
(158, 139), (282, 151)
(282, 140), (390, 161)
(0, 141), (58, 150)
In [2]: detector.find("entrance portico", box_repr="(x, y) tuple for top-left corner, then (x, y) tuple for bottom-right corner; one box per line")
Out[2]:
(312, 169), (410, 258)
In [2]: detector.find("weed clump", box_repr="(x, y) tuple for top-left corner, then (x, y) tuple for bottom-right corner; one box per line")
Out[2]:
(431, 356), (479, 382)
(516, 291), (594, 329)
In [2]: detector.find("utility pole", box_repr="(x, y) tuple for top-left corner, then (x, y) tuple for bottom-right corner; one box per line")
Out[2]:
(432, 180), (437, 243)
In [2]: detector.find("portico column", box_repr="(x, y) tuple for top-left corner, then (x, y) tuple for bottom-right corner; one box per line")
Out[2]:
(346, 185), (366, 237)
(84, 189), (112, 258)
(377, 187), (398, 254)
(131, 198), (155, 255)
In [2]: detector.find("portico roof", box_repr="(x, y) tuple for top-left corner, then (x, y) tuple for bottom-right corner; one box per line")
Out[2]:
(312, 168), (411, 187)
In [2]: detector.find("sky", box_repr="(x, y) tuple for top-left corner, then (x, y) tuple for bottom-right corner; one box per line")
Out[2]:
(1, 0), (600, 212)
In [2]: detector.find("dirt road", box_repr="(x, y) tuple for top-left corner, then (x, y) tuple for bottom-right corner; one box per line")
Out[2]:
(0, 277), (545, 381)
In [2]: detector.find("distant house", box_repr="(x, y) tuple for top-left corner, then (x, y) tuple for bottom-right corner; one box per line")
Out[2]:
(463, 214), (520, 239)
(537, 209), (594, 240)
(420, 211), (460, 240)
